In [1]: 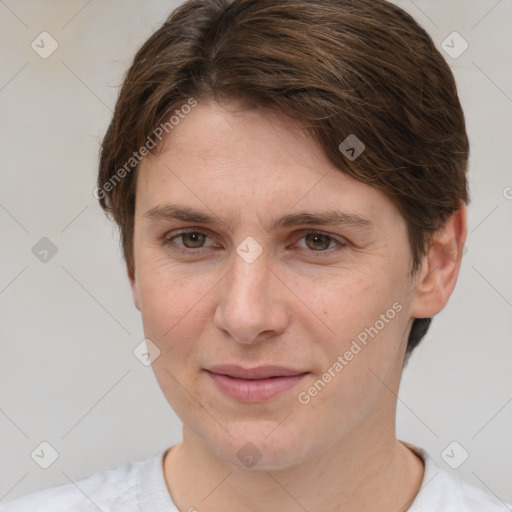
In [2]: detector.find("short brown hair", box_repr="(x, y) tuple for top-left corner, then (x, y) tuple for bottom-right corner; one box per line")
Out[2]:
(97, 0), (470, 357)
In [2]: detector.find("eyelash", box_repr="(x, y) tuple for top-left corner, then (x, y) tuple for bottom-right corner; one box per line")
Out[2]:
(163, 229), (347, 256)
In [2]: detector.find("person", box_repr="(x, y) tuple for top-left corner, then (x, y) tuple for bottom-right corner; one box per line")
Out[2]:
(2, 0), (510, 510)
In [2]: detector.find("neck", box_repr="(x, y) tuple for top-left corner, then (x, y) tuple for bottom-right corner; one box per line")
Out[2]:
(163, 415), (424, 512)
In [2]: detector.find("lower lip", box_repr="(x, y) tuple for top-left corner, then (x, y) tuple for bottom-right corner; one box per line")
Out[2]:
(206, 371), (308, 403)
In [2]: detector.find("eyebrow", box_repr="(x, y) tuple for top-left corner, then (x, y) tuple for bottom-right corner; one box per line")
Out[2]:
(143, 203), (227, 227)
(271, 210), (373, 231)
(143, 203), (374, 231)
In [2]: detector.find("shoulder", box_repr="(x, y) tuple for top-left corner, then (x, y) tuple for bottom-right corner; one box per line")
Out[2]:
(424, 467), (509, 511)
(404, 442), (511, 512)
(0, 453), (160, 512)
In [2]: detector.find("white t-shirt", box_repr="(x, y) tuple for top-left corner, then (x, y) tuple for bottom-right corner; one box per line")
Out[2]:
(1, 443), (509, 511)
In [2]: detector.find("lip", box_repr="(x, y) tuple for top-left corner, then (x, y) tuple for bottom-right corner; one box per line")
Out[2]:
(207, 364), (308, 379)
(205, 365), (309, 403)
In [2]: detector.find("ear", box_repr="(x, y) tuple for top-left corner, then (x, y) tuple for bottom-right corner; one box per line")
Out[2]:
(409, 202), (468, 319)
(127, 264), (141, 312)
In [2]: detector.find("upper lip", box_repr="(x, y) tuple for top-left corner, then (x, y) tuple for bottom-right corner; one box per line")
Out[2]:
(206, 365), (309, 380)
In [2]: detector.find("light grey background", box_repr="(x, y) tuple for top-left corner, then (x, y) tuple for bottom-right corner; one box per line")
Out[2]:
(1, 0), (511, 505)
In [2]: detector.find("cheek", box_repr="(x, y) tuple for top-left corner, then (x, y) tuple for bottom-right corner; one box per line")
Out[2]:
(313, 272), (405, 367)
(309, 275), (375, 335)
(136, 262), (206, 348)
(299, 302), (406, 435)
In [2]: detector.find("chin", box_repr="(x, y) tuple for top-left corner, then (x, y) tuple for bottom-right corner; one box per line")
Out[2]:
(205, 420), (312, 471)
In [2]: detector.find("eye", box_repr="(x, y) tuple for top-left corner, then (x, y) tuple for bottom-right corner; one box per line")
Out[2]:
(164, 230), (214, 252)
(162, 229), (347, 256)
(293, 230), (346, 253)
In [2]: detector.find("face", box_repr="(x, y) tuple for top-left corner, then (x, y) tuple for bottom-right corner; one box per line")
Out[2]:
(130, 99), (425, 470)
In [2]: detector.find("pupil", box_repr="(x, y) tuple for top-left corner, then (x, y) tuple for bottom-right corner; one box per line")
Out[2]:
(183, 232), (204, 248)
(306, 234), (329, 251)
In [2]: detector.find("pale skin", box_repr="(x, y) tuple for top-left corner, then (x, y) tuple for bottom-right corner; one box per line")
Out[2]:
(129, 99), (467, 512)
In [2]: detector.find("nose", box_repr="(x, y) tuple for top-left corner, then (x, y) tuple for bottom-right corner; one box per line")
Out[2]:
(213, 250), (290, 344)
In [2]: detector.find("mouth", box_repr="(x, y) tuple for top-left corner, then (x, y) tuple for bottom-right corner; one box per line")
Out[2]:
(204, 365), (310, 403)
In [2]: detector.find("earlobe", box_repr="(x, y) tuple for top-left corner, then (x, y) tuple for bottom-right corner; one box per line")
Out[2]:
(409, 202), (467, 319)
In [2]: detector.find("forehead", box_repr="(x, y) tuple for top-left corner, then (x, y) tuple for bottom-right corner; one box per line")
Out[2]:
(135, 100), (400, 228)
